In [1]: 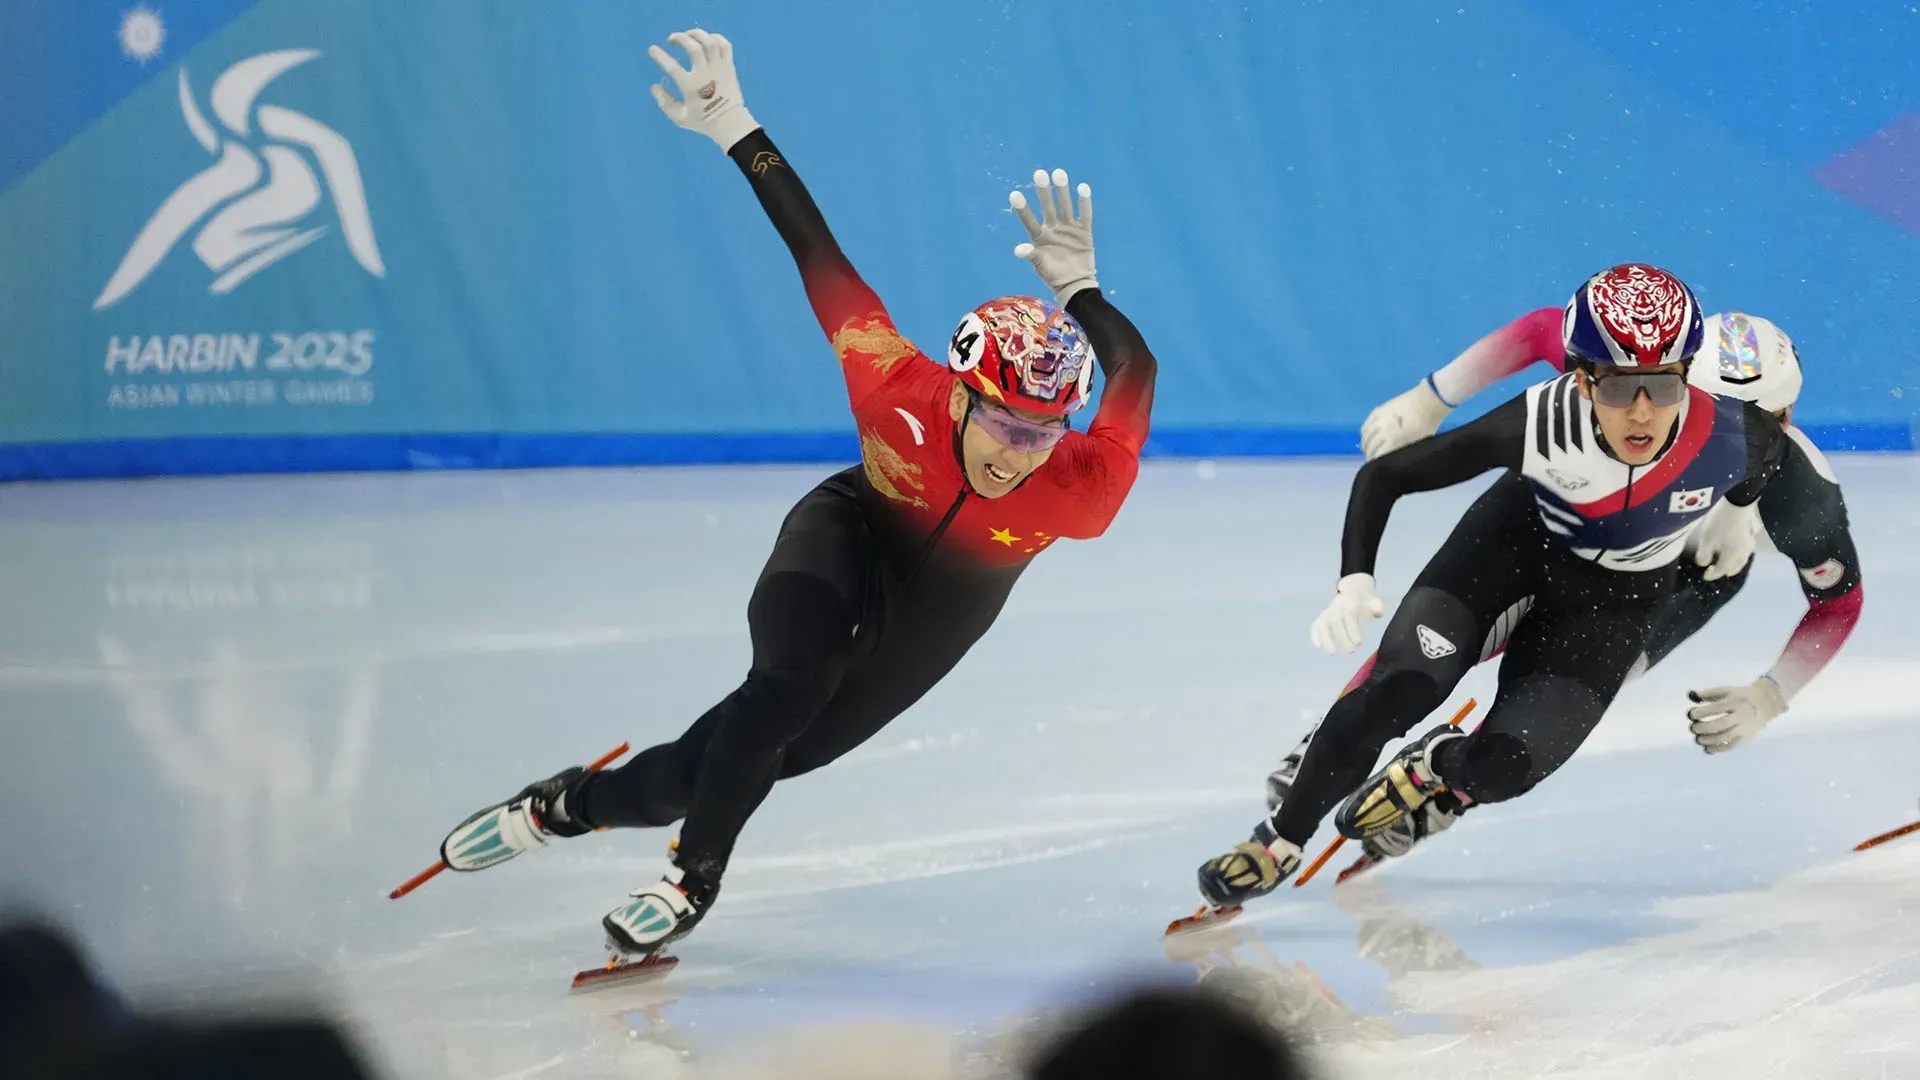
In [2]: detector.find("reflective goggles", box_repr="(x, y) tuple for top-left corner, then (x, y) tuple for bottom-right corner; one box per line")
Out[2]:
(1589, 370), (1688, 408)
(967, 395), (1070, 451)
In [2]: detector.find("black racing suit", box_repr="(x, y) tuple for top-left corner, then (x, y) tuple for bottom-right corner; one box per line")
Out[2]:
(565, 130), (1159, 892)
(1271, 389), (1789, 849)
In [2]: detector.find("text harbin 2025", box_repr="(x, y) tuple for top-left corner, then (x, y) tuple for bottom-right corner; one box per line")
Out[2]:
(104, 331), (375, 378)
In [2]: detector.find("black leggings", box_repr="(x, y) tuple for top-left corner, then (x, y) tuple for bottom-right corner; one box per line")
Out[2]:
(1272, 473), (1675, 848)
(575, 471), (1015, 880)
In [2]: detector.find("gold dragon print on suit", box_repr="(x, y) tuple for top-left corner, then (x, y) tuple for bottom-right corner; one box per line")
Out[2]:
(831, 313), (919, 378)
(859, 431), (931, 509)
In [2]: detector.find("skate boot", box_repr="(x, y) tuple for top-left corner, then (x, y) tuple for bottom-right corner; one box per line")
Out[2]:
(1335, 724), (1464, 840)
(440, 766), (593, 871)
(1360, 790), (1467, 861)
(1196, 820), (1304, 908)
(1264, 726), (1317, 814)
(602, 848), (718, 957)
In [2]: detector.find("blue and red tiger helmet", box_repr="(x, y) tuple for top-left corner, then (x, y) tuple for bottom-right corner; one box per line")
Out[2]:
(1562, 264), (1704, 368)
(946, 296), (1095, 416)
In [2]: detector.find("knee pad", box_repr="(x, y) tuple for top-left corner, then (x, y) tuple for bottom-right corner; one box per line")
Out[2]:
(1448, 673), (1609, 802)
(1445, 731), (1533, 803)
(1371, 668), (1445, 725)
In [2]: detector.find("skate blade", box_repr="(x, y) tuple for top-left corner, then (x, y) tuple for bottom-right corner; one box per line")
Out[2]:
(1855, 819), (1920, 852)
(568, 952), (678, 994)
(1164, 904), (1242, 936)
(1334, 854), (1380, 885)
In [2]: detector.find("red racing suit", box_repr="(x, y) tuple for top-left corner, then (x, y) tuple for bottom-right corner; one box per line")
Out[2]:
(730, 129), (1157, 580)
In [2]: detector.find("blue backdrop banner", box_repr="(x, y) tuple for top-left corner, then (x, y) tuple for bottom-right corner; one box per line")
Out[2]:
(3, 0), (1916, 479)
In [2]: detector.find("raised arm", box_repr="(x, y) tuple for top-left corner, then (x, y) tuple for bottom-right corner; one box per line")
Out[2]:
(1007, 169), (1159, 537)
(1044, 289), (1159, 538)
(727, 130), (877, 333)
(649, 29), (912, 405)
(1010, 169), (1157, 458)
(1070, 289), (1155, 458)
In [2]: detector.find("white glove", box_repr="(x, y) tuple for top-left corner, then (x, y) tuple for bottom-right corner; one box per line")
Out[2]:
(1692, 498), (1762, 582)
(648, 29), (761, 153)
(1687, 676), (1787, 754)
(1008, 169), (1097, 305)
(1310, 573), (1387, 654)
(1360, 379), (1452, 460)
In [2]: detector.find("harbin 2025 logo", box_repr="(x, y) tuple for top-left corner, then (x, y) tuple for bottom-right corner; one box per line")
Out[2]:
(96, 49), (384, 413)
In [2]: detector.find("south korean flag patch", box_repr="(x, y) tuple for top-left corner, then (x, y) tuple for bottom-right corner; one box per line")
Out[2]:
(1799, 559), (1845, 591)
(1669, 487), (1714, 514)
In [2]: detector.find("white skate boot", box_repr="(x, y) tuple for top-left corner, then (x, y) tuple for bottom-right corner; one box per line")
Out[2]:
(602, 859), (717, 957)
(441, 766), (592, 871)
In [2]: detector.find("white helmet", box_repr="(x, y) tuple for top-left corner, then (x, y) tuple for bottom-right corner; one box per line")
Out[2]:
(1689, 312), (1802, 414)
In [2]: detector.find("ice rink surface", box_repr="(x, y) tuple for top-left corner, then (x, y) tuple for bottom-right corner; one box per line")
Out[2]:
(4, 456), (1918, 1078)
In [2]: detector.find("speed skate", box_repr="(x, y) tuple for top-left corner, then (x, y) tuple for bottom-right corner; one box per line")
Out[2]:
(1164, 904), (1242, 936)
(568, 948), (679, 993)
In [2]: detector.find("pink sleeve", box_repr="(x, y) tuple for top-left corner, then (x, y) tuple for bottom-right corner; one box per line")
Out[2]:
(1766, 585), (1863, 699)
(1428, 307), (1566, 407)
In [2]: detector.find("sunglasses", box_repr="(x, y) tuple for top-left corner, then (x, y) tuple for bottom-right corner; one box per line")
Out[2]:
(1588, 370), (1688, 408)
(967, 395), (1069, 451)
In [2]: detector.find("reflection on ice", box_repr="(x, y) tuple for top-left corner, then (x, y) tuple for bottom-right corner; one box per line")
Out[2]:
(99, 634), (376, 910)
